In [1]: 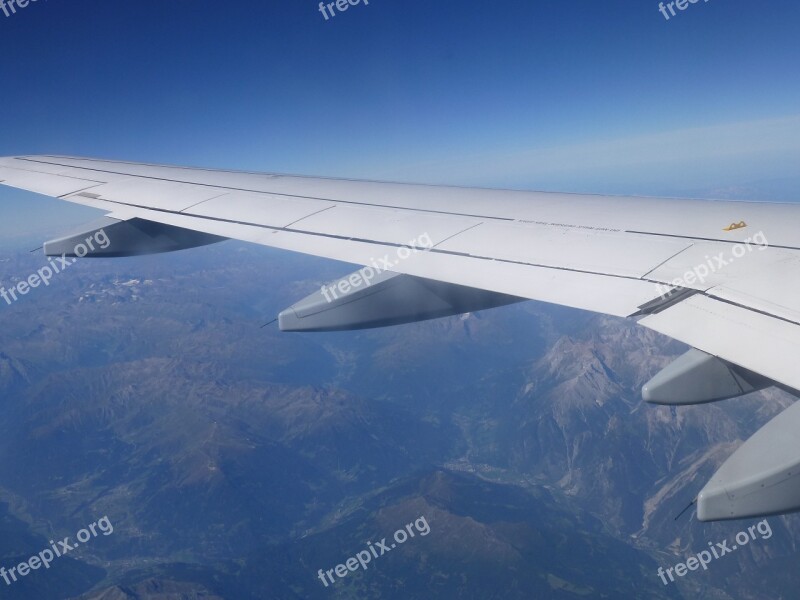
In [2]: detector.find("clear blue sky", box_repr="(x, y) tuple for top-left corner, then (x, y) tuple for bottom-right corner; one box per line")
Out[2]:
(0, 0), (799, 240)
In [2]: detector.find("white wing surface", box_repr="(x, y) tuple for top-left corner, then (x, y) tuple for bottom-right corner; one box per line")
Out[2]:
(2, 154), (799, 521)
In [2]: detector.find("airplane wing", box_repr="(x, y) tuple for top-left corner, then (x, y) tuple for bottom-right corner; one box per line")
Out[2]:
(1, 154), (799, 522)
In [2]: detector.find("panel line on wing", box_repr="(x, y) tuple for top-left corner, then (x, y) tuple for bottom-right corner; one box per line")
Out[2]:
(627, 228), (800, 252)
(282, 204), (337, 229)
(640, 244), (697, 279)
(178, 192), (233, 213)
(0, 164), (107, 184)
(27, 157), (521, 223)
(432, 222), (485, 248)
(703, 293), (800, 327)
(25, 155), (282, 178)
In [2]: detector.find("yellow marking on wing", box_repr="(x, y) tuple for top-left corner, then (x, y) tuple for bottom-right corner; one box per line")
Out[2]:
(723, 221), (747, 232)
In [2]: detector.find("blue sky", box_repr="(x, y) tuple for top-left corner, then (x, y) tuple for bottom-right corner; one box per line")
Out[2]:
(0, 0), (798, 240)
